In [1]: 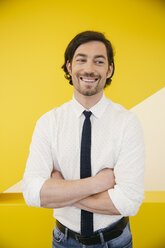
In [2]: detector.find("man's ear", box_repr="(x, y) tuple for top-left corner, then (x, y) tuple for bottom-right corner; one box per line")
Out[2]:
(66, 60), (72, 76)
(107, 63), (113, 79)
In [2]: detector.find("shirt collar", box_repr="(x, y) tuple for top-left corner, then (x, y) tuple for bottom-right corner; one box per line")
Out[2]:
(71, 93), (110, 119)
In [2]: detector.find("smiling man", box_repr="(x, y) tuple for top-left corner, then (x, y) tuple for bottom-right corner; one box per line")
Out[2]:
(23, 31), (145, 248)
(66, 41), (113, 99)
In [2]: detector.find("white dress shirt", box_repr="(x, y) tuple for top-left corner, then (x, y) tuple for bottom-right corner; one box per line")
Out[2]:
(22, 94), (145, 232)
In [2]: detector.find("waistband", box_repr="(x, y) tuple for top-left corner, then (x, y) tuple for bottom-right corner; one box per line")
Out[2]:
(56, 217), (129, 245)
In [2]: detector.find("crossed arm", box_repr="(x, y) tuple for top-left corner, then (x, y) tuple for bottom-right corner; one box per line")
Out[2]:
(40, 168), (120, 215)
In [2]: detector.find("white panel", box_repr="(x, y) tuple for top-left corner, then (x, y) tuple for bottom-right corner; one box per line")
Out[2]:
(3, 180), (22, 193)
(131, 87), (165, 190)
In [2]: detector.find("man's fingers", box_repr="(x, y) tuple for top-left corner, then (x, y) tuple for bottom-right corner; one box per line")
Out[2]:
(51, 169), (64, 180)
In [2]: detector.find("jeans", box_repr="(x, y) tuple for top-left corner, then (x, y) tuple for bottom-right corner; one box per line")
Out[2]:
(52, 219), (132, 248)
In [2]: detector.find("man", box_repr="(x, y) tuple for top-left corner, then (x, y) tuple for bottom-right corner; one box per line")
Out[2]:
(23, 31), (145, 248)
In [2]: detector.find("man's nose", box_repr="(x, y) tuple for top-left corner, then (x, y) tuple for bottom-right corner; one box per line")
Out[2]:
(84, 61), (95, 73)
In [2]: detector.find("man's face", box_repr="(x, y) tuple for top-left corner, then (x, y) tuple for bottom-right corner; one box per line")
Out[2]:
(67, 41), (113, 97)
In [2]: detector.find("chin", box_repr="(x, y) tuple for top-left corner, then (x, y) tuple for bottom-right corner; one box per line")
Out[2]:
(81, 89), (100, 96)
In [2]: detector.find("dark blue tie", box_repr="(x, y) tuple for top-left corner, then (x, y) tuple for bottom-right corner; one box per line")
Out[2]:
(80, 110), (93, 236)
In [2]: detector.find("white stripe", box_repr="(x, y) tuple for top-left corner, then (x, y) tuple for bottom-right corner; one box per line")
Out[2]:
(131, 87), (165, 190)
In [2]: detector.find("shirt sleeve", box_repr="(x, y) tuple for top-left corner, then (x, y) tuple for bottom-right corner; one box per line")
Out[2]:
(22, 113), (53, 207)
(108, 112), (145, 216)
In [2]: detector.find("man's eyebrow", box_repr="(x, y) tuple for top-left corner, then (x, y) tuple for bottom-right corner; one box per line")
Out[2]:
(75, 53), (87, 58)
(75, 54), (106, 59)
(94, 55), (106, 60)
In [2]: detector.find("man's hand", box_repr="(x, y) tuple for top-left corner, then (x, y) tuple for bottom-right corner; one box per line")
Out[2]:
(93, 168), (115, 193)
(73, 168), (119, 215)
(51, 168), (115, 192)
(51, 169), (64, 180)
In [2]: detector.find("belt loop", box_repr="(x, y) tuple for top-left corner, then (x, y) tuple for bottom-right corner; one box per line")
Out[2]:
(105, 243), (108, 248)
(64, 227), (68, 240)
(99, 231), (105, 245)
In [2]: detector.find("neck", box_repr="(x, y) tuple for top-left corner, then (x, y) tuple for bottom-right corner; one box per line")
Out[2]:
(74, 90), (104, 109)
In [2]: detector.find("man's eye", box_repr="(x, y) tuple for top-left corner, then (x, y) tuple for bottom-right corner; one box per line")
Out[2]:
(95, 61), (104, 64)
(77, 59), (86, 62)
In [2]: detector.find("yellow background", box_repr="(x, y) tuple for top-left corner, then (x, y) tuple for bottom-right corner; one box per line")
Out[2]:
(0, 0), (165, 247)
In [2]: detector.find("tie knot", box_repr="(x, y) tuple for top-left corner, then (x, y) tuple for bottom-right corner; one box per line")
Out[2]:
(83, 110), (92, 118)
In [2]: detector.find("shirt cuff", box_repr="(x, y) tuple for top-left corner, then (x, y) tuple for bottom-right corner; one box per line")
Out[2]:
(22, 176), (47, 208)
(108, 185), (143, 216)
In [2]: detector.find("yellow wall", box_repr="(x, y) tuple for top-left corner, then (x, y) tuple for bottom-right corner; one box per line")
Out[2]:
(0, 0), (165, 247)
(0, 0), (164, 192)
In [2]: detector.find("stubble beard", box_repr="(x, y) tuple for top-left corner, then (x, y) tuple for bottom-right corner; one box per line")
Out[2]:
(75, 77), (105, 96)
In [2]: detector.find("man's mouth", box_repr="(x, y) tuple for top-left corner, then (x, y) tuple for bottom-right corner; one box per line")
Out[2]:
(79, 76), (99, 83)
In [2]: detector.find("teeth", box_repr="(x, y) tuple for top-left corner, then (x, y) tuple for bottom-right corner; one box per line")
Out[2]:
(84, 79), (95, 82)
(80, 77), (98, 82)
